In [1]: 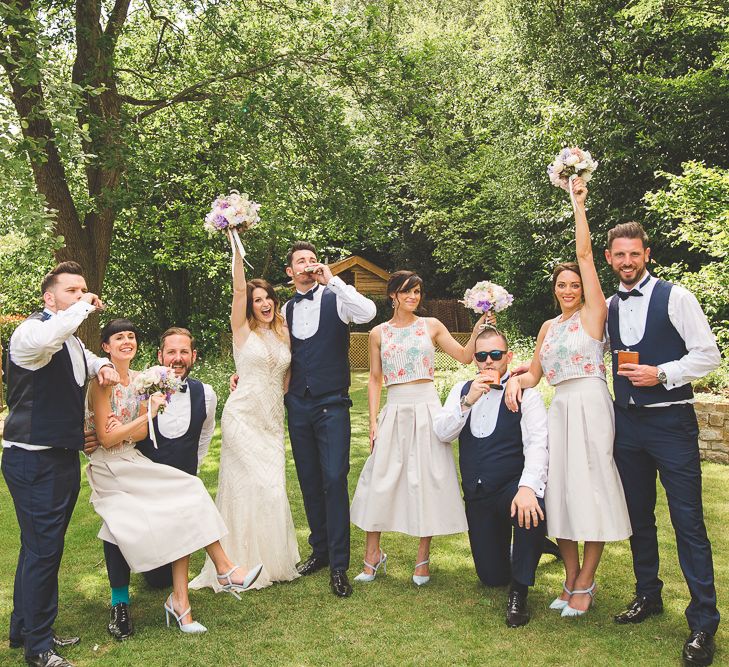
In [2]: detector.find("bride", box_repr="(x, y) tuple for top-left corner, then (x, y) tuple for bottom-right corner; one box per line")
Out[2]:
(190, 248), (300, 591)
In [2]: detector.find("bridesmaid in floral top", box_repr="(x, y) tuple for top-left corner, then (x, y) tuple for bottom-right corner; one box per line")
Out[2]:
(350, 271), (489, 585)
(505, 177), (631, 618)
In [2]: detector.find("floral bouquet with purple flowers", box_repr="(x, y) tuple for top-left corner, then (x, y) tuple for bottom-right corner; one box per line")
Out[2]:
(133, 366), (183, 448)
(460, 281), (514, 314)
(547, 146), (598, 192)
(204, 190), (261, 272)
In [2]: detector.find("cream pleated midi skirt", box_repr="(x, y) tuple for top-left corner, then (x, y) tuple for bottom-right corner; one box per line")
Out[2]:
(350, 382), (468, 537)
(86, 446), (228, 573)
(545, 377), (632, 542)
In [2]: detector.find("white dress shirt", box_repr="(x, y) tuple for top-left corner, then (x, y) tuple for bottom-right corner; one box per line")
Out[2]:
(433, 374), (549, 497)
(3, 301), (111, 450)
(281, 276), (377, 339)
(607, 272), (721, 405)
(155, 381), (217, 471)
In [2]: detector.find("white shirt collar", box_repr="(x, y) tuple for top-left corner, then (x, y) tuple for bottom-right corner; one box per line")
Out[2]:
(619, 270), (652, 293)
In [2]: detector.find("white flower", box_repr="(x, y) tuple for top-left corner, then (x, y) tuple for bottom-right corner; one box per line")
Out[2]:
(564, 154), (580, 167)
(551, 161), (565, 174)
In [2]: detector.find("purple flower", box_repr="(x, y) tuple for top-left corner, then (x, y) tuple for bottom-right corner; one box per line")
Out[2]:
(476, 299), (492, 311)
(213, 214), (228, 230)
(218, 201), (230, 209)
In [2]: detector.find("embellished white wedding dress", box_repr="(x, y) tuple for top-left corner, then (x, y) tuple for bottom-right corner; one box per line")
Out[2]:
(190, 328), (300, 591)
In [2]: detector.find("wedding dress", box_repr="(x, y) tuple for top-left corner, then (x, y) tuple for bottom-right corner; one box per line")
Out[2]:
(190, 328), (300, 591)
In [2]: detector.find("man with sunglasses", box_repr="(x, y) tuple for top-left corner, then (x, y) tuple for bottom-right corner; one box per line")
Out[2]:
(434, 326), (549, 628)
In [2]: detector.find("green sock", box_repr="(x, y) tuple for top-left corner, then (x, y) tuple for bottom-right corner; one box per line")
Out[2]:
(111, 586), (129, 606)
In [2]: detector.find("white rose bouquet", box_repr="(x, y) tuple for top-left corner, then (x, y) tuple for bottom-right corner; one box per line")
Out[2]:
(547, 147), (598, 192)
(460, 281), (514, 314)
(204, 190), (261, 273)
(133, 366), (183, 448)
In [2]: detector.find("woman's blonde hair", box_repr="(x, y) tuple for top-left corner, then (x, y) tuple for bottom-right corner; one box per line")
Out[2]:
(246, 279), (286, 339)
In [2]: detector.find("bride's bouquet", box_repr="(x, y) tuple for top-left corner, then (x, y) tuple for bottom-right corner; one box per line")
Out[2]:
(460, 281), (514, 314)
(204, 190), (261, 273)
(547, 147), (598, 192)
(133, 366), (183, 448)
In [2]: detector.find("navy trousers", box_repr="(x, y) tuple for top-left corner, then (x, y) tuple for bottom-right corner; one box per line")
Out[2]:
(286, 390), (352, 571)
(103, 541), (172, 590)
(2, 447), (80, 656)
(464, 479), (545, 588)
(614, 403), (719, 634)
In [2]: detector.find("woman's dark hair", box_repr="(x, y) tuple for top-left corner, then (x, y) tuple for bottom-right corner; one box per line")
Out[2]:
(387, 270), (424, 299)
(551, 262), (583, 308)
(246, 278), (285, 339)
(100, 318), (139, 344)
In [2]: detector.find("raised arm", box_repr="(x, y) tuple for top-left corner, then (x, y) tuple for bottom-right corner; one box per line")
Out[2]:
(230, 242), (251, 348)
(368, 326), (384, 453)
(430, 314), (489, 364)
(571, 177), (607, 340)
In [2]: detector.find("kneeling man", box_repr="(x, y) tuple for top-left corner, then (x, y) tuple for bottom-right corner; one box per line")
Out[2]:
(434, 326), (549, 627)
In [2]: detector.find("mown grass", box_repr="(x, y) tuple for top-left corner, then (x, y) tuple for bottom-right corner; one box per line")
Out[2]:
(0, 372), (727, 666)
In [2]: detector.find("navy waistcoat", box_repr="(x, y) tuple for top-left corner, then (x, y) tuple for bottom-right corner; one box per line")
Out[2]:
(286, 287), (350, 397)
(4, 312), (87, 449)
(608, 279), (692, 407)
(458, 381), (524, 500)
(136, 378), (206, 476)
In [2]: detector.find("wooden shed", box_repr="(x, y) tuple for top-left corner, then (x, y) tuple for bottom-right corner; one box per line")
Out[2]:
(329, 255), (390, 296)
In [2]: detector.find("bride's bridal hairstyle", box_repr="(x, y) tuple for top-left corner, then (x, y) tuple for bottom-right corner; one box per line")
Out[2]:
(246, 278), (286, 339)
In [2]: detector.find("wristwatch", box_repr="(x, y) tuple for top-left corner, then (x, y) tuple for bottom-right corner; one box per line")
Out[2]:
(656, 367), (667, 384)
(460, 395), (473, 409)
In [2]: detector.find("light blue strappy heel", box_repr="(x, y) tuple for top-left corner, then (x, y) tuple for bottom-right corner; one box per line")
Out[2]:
(164, 595), (207, 634)
(549, 582), (573, 611)
(412, 559), (430, 586)
(354, 550), (388, 582)
(561, 582), (596, 617)
(216, 563), (264, 600)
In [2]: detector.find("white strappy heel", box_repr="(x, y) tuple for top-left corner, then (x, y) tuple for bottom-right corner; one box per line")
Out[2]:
(164, 595), (207, 634)
(412, 559), (430, 586)
(354, 550), (387, 582)
(549, 582), (573, 610)
(216, 563), (264, 600)
(561, 582), (596, 617)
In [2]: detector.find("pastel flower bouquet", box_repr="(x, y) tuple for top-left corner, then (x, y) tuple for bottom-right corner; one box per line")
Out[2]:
(460, 281), (514, 315)
(547, 147), (598, 192)
(133, 365), (183, 447)
(204, 190), (261, 273)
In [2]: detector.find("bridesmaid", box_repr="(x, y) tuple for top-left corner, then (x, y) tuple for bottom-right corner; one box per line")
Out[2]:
(505, 177), (631, 616)
(86, 319), (262, 635)
(350, 271), (486, 585)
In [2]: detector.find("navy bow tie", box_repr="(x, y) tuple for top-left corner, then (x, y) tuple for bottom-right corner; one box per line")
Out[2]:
(179, 383), (188, 393)
(617, 289), (643, 300)
(293, 285), (319, 303)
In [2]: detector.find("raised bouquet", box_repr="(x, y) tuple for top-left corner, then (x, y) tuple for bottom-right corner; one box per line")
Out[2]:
(133, 366), (183, 448)
(460, 281), (514, 314)
(204, 190), (261, 272)
(547, 146), (598, 192)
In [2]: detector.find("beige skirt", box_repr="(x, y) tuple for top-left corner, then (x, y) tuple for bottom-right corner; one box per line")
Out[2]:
(86, 446), (228, 572)
(350, 382), (468, 537)
(545, 377), (632, 542)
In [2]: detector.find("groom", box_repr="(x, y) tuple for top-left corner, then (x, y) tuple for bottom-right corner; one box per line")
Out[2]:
(2, 261), (118, 667)
(283, 241), (376, 597)
(605, 222), (721, 666)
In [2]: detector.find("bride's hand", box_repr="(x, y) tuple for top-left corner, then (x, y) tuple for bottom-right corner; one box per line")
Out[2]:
(230, 373), (239, 393)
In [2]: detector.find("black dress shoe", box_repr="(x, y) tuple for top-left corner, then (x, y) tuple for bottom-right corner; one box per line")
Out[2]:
(25, 648), (75, 667)
(330, 569), (353, 598)
(108, 602), (134, 641)
(614, 595), (664, 624)
(540, 538), (562, 561)
(505, 590), (530, 628)
(683, 631), (715, 666)
(10, 632), (80, 650)
(296, 554), (330, 576)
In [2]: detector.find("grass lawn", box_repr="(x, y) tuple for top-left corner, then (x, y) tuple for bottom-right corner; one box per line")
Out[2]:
(1, 372), (727, 666)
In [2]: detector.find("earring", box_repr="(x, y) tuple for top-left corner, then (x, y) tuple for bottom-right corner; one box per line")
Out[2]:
(391, 300), (396, 308)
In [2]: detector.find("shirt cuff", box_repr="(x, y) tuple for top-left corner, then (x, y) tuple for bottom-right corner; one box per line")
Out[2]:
(326, 275), (346, 292)
(657, 361), (684, 389)
(518, 474), (545, 498)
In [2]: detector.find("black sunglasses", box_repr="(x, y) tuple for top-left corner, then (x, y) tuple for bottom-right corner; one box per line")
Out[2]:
(475, 350), (507, 362)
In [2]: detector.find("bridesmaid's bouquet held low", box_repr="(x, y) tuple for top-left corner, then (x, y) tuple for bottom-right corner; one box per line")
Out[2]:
(460, 281), (514, 314)
(204, 190), (261, 273)
(547, 147), (598, 191)
(133, 366), (183, 448)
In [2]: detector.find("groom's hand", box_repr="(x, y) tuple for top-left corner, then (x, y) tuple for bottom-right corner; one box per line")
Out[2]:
(97, 365), (120, 386)
(230, 373), (239, 393)
(80, 292), (105, 310)
(617, 363), (661, 387)
(511, 486), (544, 529)
(309, 263), (333, 285)
(83, 428), (100, 455)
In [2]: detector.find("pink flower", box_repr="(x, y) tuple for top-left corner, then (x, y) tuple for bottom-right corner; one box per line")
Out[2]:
(571, 353), (583, 364)
(398, 368), (406, 377)
(429, 368), (434, 377)
(423, 356), (431, 367)
(568, 322), (579, 332)
(546, 369), (556, 382)
(414, 328), (425, 336)
(388, 372), (396, 382)
(599, 363), (606, 374)
(584, 363), (595, 374)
